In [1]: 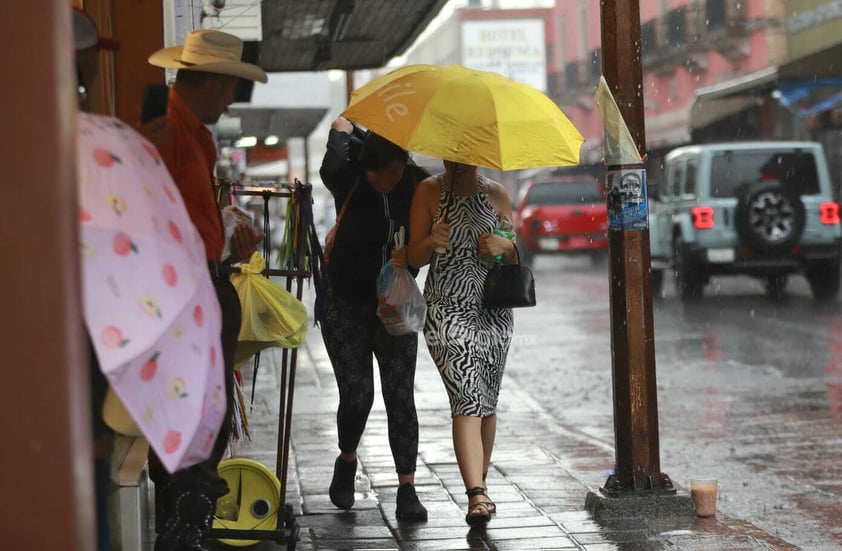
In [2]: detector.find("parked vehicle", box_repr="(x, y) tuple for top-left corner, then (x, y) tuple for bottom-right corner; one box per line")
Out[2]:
(648, 141), (841, 300)
(514, 175), (608, 266)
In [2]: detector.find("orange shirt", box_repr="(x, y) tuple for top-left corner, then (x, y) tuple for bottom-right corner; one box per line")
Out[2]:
(156, 88), (224, 261)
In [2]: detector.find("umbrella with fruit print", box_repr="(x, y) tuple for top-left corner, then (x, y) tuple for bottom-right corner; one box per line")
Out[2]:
(76, 112), (225, 473)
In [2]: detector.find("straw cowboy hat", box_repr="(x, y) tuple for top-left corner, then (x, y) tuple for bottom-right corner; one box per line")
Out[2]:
(149, 29), (268, 83)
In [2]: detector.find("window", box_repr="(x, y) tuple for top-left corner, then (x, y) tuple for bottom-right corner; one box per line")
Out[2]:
(685, 159), (698, 197)
(590, 49), (602, 80)
(709, 151), (820, 197)
(706, 0), (726, 31)
(666, 7), (686, 47)
(525, 181), (603, 206)
(641, 20), (657, 60)
(564, 61), (579, 89)
(666, 162), (682, 199)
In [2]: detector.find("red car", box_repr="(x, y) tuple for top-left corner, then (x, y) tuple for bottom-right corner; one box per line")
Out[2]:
(514, 175), (609, 266)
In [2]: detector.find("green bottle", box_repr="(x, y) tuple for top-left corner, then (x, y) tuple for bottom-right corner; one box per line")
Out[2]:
(480, 218), (515, 266)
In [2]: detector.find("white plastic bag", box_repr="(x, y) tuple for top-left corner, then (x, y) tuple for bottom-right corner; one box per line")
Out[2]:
(376, 228), (426, 336)
(220, 204), (253, 262)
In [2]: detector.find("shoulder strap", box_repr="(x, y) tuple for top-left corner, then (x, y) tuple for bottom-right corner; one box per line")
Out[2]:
(335, 182), (359, 225)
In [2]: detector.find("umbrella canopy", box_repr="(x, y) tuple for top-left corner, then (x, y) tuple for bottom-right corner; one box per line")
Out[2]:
(341, 64), (584, 171)
(77, 113), (226, 473)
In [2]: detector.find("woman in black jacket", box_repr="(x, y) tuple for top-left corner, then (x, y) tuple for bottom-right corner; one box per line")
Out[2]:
(319, 116), (429, 522)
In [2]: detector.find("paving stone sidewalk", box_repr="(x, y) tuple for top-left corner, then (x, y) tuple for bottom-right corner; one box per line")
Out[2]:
(217, 328), (799, 551)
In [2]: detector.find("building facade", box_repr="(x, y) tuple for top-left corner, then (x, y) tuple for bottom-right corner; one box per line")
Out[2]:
(550, 0), (842, 194)
(396, 0), (842, 194)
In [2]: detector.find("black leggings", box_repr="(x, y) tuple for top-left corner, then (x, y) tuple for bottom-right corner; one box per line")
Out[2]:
(321, 283), (419, 474)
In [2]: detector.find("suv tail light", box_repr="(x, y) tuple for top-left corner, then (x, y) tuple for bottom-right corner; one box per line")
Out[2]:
(691, 206), (715, 229)
(819, 202), (840, 225)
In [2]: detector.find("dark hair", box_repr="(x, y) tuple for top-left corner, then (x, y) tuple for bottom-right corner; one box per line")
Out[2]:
(358, 132), (408, 171)
(405, 161), (431, 184)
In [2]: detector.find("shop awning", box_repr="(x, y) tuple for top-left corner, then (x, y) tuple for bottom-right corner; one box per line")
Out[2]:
(645, 105), (691, 149)
(228, 107), (328, 143)
(259, 0), (450, 72)
(228, 72), (331, 141)
(779, 43), (842, 80)
(690, 67), (778, 129)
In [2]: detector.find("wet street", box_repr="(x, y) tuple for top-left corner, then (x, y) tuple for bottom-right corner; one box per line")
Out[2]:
(511, 255), (842, 550)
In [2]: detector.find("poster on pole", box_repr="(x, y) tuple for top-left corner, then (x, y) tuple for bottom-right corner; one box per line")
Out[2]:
(606, 166), (648, 231)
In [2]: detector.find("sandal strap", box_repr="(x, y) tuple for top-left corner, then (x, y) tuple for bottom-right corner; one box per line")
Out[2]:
(465, 486), (487, 498)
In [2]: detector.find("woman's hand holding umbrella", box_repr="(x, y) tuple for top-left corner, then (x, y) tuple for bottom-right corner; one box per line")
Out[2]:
(430, 214), (450, 253)
(429, 214), (450, 271)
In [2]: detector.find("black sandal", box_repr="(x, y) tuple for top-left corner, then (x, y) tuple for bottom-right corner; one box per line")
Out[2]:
(465, 487), (492, 527)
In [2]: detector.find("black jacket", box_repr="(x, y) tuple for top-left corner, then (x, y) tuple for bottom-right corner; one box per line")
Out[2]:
(320, 128), (420, 302)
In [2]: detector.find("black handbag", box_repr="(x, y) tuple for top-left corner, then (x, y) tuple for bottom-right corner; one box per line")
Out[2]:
(482, 263), (536, 308)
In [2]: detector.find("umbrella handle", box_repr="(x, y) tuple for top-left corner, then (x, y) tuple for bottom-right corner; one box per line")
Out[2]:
(433, 212), (447, 254)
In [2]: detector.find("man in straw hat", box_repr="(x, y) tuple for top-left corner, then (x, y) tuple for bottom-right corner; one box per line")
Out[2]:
(147, 29), (267, 551)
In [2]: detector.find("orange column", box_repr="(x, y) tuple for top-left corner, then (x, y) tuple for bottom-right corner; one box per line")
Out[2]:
(0, 2), (94, 549)
(79, 0), (118, 116)
(112, 0), (165, 127)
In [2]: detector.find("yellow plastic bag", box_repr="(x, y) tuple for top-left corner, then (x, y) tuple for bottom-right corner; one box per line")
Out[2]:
(231, 253), (308, 364)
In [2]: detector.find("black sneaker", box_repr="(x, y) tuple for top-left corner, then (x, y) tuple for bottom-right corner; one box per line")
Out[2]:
(395, 483), (428, 522)
(329, 456), (357, 510)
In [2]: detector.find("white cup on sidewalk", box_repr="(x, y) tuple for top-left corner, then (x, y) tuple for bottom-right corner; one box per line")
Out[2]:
(690, 477), (718, 517)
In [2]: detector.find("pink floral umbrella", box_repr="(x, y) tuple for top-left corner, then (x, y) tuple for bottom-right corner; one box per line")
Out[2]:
(77, 112), (225, 473)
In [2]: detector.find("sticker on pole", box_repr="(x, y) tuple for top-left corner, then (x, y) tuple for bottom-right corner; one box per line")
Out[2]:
(606, 167), (648, 231)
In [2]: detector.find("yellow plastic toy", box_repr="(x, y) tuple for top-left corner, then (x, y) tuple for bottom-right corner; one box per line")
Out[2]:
(213, 458), (283, 547)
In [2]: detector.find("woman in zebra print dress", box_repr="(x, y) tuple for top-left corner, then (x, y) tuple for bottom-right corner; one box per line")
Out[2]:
(408, 161), (517, 526)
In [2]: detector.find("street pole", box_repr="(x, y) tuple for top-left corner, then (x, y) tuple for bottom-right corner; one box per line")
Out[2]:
(600, 0), (675, 496)
(345, 71), (355, 105)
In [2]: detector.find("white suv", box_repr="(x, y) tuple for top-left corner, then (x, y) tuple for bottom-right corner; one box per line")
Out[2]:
(649, 142), (842, 300)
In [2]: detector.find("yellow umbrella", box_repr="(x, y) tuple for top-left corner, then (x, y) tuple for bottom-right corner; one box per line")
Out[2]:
(341, 64), (584, 171)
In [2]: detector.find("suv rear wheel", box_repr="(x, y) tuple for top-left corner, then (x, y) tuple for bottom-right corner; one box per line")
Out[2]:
(806, 258), (841, 300)
(673, 235), (704, 301)
(734, 182), (805, 251)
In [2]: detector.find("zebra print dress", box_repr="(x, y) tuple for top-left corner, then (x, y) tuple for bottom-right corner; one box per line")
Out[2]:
(423, 174), (514, 418)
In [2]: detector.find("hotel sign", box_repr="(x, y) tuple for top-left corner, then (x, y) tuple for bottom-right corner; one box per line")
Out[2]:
(461, 19), (547, 93)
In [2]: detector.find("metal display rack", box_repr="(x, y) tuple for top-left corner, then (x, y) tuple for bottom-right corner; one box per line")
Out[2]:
(208, 180), (314, 550)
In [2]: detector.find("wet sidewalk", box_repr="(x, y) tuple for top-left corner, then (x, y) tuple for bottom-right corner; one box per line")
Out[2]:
(217, 327), (798, 551)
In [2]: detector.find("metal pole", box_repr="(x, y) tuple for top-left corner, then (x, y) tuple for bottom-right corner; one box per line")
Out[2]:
(600, 0), (674, 495)
(345, 70), (355, 105)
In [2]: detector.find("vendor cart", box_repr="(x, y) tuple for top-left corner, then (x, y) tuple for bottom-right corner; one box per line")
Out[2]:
(208, 180), (319, 550)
